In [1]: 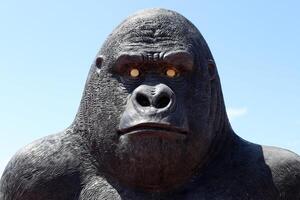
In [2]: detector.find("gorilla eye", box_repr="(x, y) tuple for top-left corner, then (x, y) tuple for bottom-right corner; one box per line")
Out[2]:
(165, 67), (179, 78)
(129, 68), (140, 78)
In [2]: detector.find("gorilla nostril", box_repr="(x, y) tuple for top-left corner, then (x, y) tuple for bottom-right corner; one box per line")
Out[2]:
(155, 95), (171, 109)
(136, 94), (151, 107)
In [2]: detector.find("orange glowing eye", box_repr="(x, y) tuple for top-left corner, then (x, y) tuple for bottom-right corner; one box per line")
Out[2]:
(165, 68), (178, 78)
(129, 68), (140, 78)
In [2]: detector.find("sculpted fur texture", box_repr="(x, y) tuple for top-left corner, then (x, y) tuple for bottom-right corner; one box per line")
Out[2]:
(1, 8), (299, 200)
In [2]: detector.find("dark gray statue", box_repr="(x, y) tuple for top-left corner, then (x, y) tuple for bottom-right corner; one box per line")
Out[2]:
(1, 8), (300, 200)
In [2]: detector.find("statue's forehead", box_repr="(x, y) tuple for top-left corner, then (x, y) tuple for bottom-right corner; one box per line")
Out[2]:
(114, 26), (192, 54)
(102, 10), (201, 59)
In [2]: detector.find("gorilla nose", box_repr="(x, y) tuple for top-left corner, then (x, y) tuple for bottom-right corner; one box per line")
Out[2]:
(153, 95), (171, 109)
(136, 93), (171, 109)
(136, 93), (151, 107)
(133, 84), (175, 111)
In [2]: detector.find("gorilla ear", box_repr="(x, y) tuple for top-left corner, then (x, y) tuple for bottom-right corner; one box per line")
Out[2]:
(95, 56), (104, 69)
(208, 59), (216, 80)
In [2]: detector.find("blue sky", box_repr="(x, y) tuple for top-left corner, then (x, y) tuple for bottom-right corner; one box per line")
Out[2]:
(0, 0), (299, 177)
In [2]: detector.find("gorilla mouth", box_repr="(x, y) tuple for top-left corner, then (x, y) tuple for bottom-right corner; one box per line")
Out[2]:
(117, 123), (188, 138)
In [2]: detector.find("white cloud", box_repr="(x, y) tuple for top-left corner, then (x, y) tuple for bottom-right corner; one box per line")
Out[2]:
(227, 107), (248, 121)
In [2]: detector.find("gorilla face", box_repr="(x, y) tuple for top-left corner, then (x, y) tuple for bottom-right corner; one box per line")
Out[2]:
(75, 9), (224, 191)
(110, 51), (208, 190)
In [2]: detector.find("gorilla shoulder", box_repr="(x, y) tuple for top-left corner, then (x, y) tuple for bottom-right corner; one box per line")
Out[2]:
(0, 132), (81, 200)
(262, 146), (300, 199)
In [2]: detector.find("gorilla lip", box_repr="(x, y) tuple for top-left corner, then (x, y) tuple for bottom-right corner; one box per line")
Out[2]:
(117, 123), (188, 138)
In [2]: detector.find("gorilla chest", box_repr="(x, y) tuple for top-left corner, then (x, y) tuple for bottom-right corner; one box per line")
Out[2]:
(183, 183), (279, 200)
(80, 177), (279, 200)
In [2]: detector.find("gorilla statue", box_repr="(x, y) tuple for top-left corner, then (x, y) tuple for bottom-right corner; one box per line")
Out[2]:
(1, 8), (300, 200)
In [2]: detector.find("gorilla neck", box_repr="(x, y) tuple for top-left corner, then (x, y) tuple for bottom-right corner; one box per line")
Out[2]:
(196, 120), (235, 172)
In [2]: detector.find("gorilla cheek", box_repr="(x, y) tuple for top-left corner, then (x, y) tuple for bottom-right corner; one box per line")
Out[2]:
(86, 74), (128, 156)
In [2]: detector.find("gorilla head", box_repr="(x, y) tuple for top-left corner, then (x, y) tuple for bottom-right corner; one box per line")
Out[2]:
(74, 8), (230, 191)
(2, 8), (300, 200)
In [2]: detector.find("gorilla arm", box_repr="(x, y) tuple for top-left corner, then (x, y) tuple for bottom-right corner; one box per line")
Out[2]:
(0, 133), (81, 200)
(262, 146), (300, 199)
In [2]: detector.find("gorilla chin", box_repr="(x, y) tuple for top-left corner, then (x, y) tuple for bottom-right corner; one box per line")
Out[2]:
(111, 123), (201, 191)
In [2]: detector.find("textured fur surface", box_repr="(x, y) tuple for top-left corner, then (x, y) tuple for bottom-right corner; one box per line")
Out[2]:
(1, 8), (300, 200)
